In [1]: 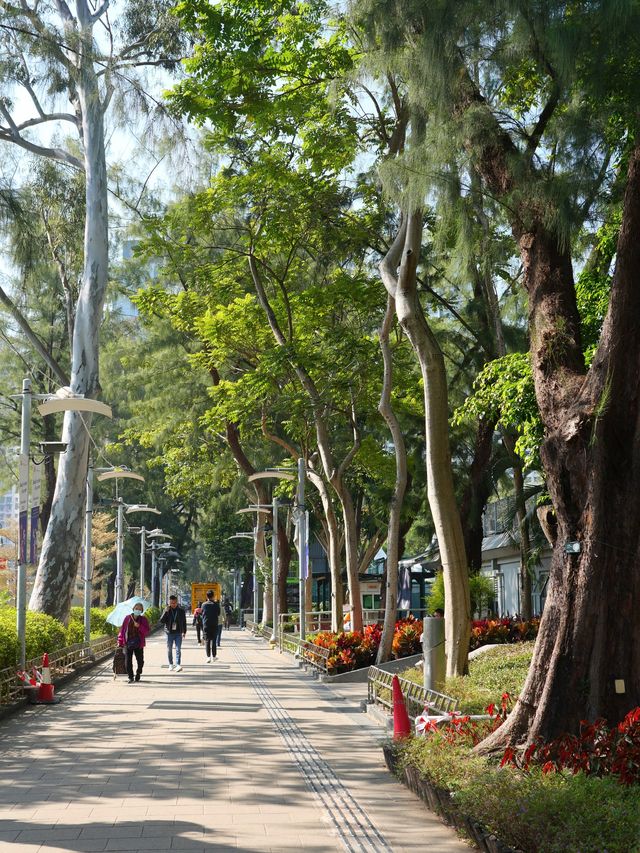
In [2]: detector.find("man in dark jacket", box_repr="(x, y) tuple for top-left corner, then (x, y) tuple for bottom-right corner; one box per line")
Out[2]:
(201, 589), (220, 662)
(160, 595), (187, 672)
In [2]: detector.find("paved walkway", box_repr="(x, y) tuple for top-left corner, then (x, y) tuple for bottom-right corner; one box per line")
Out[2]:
(0, 629), (470, 853)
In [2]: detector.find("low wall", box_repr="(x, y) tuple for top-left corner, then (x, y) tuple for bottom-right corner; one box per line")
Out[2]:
(318, 653), (423, 684)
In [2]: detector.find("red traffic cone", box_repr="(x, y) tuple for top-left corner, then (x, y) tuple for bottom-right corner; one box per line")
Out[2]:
(392, 674), (411, 739)
(38, 653), (55, 703)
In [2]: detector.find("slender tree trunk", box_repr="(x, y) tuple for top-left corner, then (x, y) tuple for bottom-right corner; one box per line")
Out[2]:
(336, 486), (363, 632)
(29, 39), (109, 622)
(377, 296), (408, 663)
(380, 212), (470, 676)
(459, 417), (496, 571)
(503, 434), (533, 621)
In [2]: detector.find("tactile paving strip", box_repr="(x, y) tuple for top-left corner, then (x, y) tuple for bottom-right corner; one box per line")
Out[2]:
(233, 643), (391, 853)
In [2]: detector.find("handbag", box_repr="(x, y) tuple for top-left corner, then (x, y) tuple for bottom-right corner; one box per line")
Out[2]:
(126, 635), (141, 649)
(113, 647), (127, 677)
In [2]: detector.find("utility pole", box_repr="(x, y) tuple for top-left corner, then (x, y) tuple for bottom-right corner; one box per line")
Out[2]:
(115, 497), (124, 604)
(83, 461), (93, 643)
(139, 526), (146, 597)
(271, 496), (278, 642)
(17, 378), (31, 670)
(297, 457), (307, 641)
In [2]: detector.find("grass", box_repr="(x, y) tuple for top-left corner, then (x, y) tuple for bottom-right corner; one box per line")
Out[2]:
(400, 642), (535, 713)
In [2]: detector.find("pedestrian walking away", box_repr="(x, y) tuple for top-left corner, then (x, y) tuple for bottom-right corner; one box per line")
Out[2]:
(160, 595), (187, 671)
(223, 595), (233, 631)
(192, 601), (203, 645)
(117, 603), (150, 683)
(201, 589), (220, 662)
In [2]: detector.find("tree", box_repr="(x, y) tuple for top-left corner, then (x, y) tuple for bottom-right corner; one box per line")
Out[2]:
(0, 0), (183, 622)
(355, 0), (640, 743)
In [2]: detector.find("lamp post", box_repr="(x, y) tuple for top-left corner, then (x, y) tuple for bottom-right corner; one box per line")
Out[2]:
(125, 505), (161, 597)
(147, 530), (171, 606)
(96, 469), (144, 605)
(236, 506), (273, 625)
(247, 468), (302, 638)
(16, 379), (31, 671)
(11, 385), (112, 666)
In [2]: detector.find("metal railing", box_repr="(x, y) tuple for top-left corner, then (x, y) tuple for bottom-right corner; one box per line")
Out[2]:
(367, 665), (459, 718)
(0, 633), (117, 706)
(299, 639), (330, 673)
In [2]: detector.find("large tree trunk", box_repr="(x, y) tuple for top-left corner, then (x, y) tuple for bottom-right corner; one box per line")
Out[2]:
(376, 296), (408, 664)
(480, 143), (640, 747)
(380, 212), (470, 676)
(29, 38), (109, 623)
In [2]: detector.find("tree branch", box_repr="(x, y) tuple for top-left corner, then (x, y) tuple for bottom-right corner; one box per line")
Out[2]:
(0, 283), (69, 385)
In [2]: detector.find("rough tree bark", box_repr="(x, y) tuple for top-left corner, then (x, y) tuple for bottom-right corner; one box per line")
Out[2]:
(461, 69), (640, 742)
(380, 212), (471, 676)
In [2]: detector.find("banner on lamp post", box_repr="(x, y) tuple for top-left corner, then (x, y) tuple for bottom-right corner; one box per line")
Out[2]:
(18, 454), (28, 564)
(29, 460), (41, 565)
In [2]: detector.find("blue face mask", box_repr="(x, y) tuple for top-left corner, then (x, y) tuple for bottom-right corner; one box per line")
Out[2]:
(133, 610), (142, 618)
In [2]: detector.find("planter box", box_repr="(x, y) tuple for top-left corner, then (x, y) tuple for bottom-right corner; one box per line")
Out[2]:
(381, 745), (523, 853)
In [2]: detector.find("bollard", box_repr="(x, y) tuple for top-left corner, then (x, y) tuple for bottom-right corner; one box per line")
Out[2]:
(422, 617), (446, 692)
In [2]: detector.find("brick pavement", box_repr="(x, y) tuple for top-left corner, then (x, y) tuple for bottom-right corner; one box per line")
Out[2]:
(0, 629), (470, 853)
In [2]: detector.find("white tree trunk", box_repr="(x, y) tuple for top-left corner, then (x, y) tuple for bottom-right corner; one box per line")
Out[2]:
(29, 29), (109, 622)
(380, 213), (470, 676)
(377, 295), (408, 664)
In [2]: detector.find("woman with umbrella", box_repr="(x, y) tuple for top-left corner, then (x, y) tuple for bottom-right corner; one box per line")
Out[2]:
(117, 602), (150, 683)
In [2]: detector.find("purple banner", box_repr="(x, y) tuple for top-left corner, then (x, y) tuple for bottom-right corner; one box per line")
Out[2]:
(29, 505), (39, 564)
(19, 511), (27, 564)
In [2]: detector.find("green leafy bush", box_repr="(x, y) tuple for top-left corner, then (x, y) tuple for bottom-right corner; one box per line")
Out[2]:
(395, 733), (640, 852)
(144, 605), (160, 626)
(426, 571), (495, 617)
(68, 606), (117, 637)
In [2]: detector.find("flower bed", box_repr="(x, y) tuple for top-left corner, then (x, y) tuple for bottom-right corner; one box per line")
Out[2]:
(387, 703), (640, 852)
(470, 617), (539, 650)
(309, 617), (422, 674)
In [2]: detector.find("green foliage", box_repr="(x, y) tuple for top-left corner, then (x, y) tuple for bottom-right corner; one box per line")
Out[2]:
(0, 608), (69, 670)
(453, 353), (542, 468)
(68, 607), (118, 638)
(425, 571), (495, 617)
(396, 733), (640, 852)
(402, 642), (534, 714)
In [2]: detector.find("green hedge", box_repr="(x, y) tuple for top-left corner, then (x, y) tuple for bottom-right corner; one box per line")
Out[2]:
(0, 609), (67, 671)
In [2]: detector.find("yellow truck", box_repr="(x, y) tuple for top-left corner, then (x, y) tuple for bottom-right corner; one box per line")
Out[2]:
(190, 582), (221, 613)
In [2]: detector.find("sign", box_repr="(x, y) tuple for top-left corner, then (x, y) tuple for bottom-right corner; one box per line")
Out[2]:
(18, 454), (29, 564)
(29, 460), (42, 565)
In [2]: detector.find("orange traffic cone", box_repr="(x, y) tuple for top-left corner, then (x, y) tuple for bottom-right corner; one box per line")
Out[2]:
(37, 653), (55, 703)
(392, 674), (411, 739)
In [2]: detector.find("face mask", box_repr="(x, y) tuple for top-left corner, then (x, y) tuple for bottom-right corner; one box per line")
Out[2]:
(133, 610), (142, 617)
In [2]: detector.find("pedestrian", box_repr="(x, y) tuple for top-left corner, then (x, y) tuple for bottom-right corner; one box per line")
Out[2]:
(201, 589), (220, 662)
(192, 601), (203, 645)
(160, 594), (187, 672)
(117, 603), (150, 684)
(223, 596), (233, 630)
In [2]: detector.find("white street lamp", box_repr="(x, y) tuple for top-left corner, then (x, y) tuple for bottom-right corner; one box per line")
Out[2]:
(147, 530), (172, 607)
(96, 468), (145, 605)
(126, 506), (161, 597)
(248, 466), (307, 641)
